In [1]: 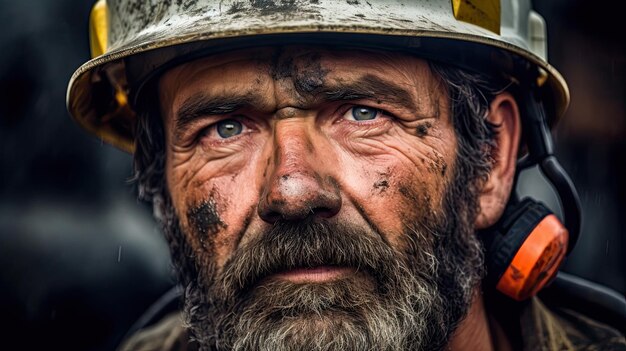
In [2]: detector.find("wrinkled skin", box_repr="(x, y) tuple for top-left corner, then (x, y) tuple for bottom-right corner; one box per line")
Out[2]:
(156, 46), (519, 350)
(161, 47), (454, 265)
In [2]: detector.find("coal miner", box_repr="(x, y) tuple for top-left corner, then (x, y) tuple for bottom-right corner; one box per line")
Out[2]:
(67, 0), (626, 350)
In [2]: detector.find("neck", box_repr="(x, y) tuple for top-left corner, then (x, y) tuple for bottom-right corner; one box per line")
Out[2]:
(447, 288), (513, 351)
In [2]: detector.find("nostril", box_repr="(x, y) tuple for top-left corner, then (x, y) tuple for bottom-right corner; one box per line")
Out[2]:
(309, 193), (341, 218)
(258, 173), (341, 223)
(257, 197), (281, 224)
(258, 197), (340, 223)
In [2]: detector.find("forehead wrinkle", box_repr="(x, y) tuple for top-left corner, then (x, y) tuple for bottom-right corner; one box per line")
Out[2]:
(329, 50), (440, 117)
(172, 90), (267, 137)
(268, 74), (425, 116)
(311, 74), (420, 112)
(239, 47), (432, 115)
(164, 48), (446, 135)
(402, 61), (448, 118)
(161, 58), (273, 123)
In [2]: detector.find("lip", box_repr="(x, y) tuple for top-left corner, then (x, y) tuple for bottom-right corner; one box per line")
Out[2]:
(271, 266), (354, 283)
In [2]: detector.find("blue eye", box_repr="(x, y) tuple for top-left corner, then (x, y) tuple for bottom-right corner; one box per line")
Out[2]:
(216, 119), (243, 138)
(351, 106), (379, 121)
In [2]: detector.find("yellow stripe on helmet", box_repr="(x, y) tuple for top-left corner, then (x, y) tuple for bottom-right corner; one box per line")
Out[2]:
(452, 0), (501, 34)
(89, 0), (109, 58)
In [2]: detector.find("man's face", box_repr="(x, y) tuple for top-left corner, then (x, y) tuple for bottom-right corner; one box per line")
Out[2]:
(157, 46), (483, 350)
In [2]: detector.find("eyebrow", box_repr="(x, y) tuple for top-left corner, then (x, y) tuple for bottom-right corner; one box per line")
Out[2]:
(175, 92), (261, 132)
(173, 74), (419, 132)
(319, 74), (417, 112)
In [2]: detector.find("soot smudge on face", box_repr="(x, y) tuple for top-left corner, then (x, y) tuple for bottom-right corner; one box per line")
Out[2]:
(271, 51), (293, 81)
(428, 151), (448, 176)
(399, 185), (418, 204)
(270, 50), (329, 99)
(416, 122), (432, 138)
(373, 169), (391, 193)
(374, 180), (389, 192)
(187, 198), (227, 248)
(293, 53), (329, 95)
(398, 182), (436, 224)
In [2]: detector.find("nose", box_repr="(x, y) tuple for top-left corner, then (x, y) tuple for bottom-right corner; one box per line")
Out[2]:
(258, 117), (341, 223)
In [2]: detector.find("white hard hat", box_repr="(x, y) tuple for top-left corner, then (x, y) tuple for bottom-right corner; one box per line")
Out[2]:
(67, 0), (569, 153)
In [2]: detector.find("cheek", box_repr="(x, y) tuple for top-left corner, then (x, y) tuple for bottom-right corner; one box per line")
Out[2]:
(391, 125), (456, 216)
(205, 173), (260, 268)
(166, 148), (266, 270)
(335, 123), (456, 247)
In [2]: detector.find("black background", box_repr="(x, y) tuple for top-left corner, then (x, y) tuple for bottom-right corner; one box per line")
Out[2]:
(0, 1), (624, 350)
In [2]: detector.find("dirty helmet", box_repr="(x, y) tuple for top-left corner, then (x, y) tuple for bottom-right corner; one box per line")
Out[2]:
(67, 0), (569, 153)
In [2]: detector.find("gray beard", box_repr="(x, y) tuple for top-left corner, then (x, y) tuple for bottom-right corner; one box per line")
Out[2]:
(155, 166), (484, 351)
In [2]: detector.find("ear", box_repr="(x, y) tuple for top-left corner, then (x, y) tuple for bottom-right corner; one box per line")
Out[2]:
(475, 92), (521, 229)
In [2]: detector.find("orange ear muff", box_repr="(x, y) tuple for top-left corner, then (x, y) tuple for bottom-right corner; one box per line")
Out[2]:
(481, 198), (570, 301)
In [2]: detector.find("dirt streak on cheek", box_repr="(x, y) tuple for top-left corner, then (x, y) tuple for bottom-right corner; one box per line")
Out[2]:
(186, 197), (228, 251)
(397, 179), (442, 238)
(372, 167), (391, 194)
(427, 150), (448, 177)
(395, 150), (450, 227)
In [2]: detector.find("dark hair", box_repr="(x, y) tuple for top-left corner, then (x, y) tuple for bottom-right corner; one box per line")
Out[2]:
(133, 97), (166, 206)
(429, 63), (502, 210)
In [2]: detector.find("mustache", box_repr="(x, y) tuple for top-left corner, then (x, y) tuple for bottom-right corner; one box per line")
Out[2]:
(217, 219), (403, 295)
